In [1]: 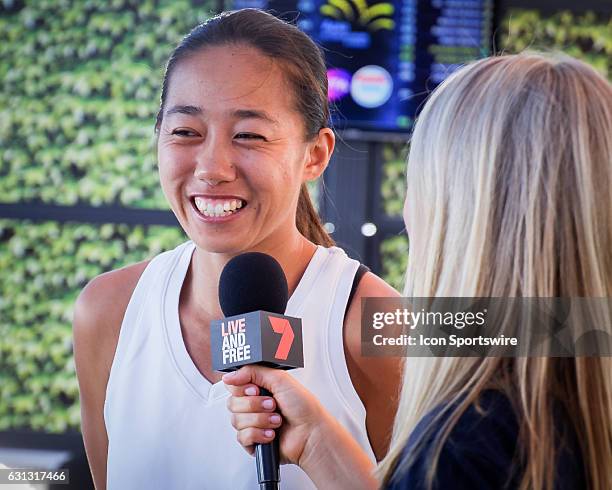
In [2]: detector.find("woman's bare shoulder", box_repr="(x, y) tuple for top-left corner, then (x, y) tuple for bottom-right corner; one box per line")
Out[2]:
(72, 259), (153, 486)
(72, 260), (151, 371)
(342, 272), (402, 459)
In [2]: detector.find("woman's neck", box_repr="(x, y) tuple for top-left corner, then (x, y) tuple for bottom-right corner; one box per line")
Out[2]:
(184, 231), (318, 322)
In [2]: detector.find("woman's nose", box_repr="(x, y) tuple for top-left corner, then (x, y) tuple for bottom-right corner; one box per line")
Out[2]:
(193, 138), (236, 186)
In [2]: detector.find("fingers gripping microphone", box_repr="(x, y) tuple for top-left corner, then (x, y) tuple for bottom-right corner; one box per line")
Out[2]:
(210, 253), (304, 490)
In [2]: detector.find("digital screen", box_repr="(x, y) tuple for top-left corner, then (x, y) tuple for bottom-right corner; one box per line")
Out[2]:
(231, 0), (494, 134)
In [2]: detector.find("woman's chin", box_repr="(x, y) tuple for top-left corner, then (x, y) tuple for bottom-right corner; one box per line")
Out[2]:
(190, 236), (253, 255)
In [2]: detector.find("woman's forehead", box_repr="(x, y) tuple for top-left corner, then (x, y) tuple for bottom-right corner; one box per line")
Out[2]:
(166, 46), (293, 110)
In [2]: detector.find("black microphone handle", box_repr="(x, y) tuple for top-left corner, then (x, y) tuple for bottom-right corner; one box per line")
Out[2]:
(255, 387), (280, 490)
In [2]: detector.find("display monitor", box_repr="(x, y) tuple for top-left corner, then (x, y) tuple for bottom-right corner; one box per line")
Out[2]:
(231, 0), (495, 135)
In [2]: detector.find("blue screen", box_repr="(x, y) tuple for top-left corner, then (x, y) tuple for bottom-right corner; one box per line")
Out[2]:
(231, 0), (494, 133)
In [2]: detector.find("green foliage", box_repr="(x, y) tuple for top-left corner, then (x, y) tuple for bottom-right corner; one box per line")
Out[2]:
(379, 142), (408, 217)
(0, 220), (186, 432)
(379, 142), (409, 291)
(380, 235), (408, 292)
(500, 10), (611, 78)
(0, 0), (215, 207)
(0, 0), (208, 432)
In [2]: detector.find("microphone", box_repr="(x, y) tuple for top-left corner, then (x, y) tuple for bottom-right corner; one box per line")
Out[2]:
(210, 253), (304, 490)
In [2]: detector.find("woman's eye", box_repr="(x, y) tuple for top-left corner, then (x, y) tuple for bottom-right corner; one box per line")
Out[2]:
(172, 129), (197, 137)
(235, 133), (266, 141)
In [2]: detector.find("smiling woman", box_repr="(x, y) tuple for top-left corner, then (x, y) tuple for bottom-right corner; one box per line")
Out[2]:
(156, 44), (322, 254)
(72, 8), (401, 490)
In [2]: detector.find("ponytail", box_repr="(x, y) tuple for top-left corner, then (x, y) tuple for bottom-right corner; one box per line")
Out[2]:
(296, 184), (334, 247)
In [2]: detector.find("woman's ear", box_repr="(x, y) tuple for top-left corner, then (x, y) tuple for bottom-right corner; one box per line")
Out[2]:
(303, 128), (335, 182)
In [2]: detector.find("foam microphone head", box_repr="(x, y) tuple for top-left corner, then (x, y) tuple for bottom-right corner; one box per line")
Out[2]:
(211, 252), (303, 372)
(219, 252), (289, 317)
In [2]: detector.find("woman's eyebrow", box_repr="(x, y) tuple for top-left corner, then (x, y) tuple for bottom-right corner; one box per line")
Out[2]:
(165, 105), (202, 116)
(232, 109), (279, 126)
(164, 105), (278, 126)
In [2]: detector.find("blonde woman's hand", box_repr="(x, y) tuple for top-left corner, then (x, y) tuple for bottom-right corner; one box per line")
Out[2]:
(223, 365), (329, 468)
(224, 365), (378, 490)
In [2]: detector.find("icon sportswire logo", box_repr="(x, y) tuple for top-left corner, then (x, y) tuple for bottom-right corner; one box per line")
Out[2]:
(268, 317), (295, 360)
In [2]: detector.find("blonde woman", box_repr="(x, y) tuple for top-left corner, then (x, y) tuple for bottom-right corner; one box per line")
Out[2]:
(223, 53), (612, 490)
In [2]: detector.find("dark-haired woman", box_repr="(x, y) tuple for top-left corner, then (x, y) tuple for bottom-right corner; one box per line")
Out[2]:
(73, 9), (400, 490)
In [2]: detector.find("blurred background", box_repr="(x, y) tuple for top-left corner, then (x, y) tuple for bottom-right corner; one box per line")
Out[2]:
(0, 0), (610, 488)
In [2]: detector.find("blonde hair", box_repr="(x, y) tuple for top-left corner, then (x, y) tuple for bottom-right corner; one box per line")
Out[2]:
(378, 53), (612, 490)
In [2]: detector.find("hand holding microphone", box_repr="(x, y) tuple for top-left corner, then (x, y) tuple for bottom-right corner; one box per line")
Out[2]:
(212, 252), (377, 490)
(223, 365), (379, 490)
(223, 364), (331, 466)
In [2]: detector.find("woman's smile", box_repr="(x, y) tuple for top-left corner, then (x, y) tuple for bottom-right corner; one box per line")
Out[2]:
(190, 194), (248, 223)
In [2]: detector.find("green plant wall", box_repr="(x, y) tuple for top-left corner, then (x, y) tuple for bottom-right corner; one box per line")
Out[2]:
(0, 220), (186, 432)
(0, 0), (215, 208)
(379, 7), (612, 291)
(0, 0), (211, 432)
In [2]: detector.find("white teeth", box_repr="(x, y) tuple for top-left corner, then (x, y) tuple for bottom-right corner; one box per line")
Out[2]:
(194, 197), (245, 217)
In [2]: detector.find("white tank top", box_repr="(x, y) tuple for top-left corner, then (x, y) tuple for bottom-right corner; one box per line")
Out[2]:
(104, 241), (375, 489)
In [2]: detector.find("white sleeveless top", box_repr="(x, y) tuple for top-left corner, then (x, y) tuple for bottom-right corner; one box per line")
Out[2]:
(104, 241), (375, 489)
